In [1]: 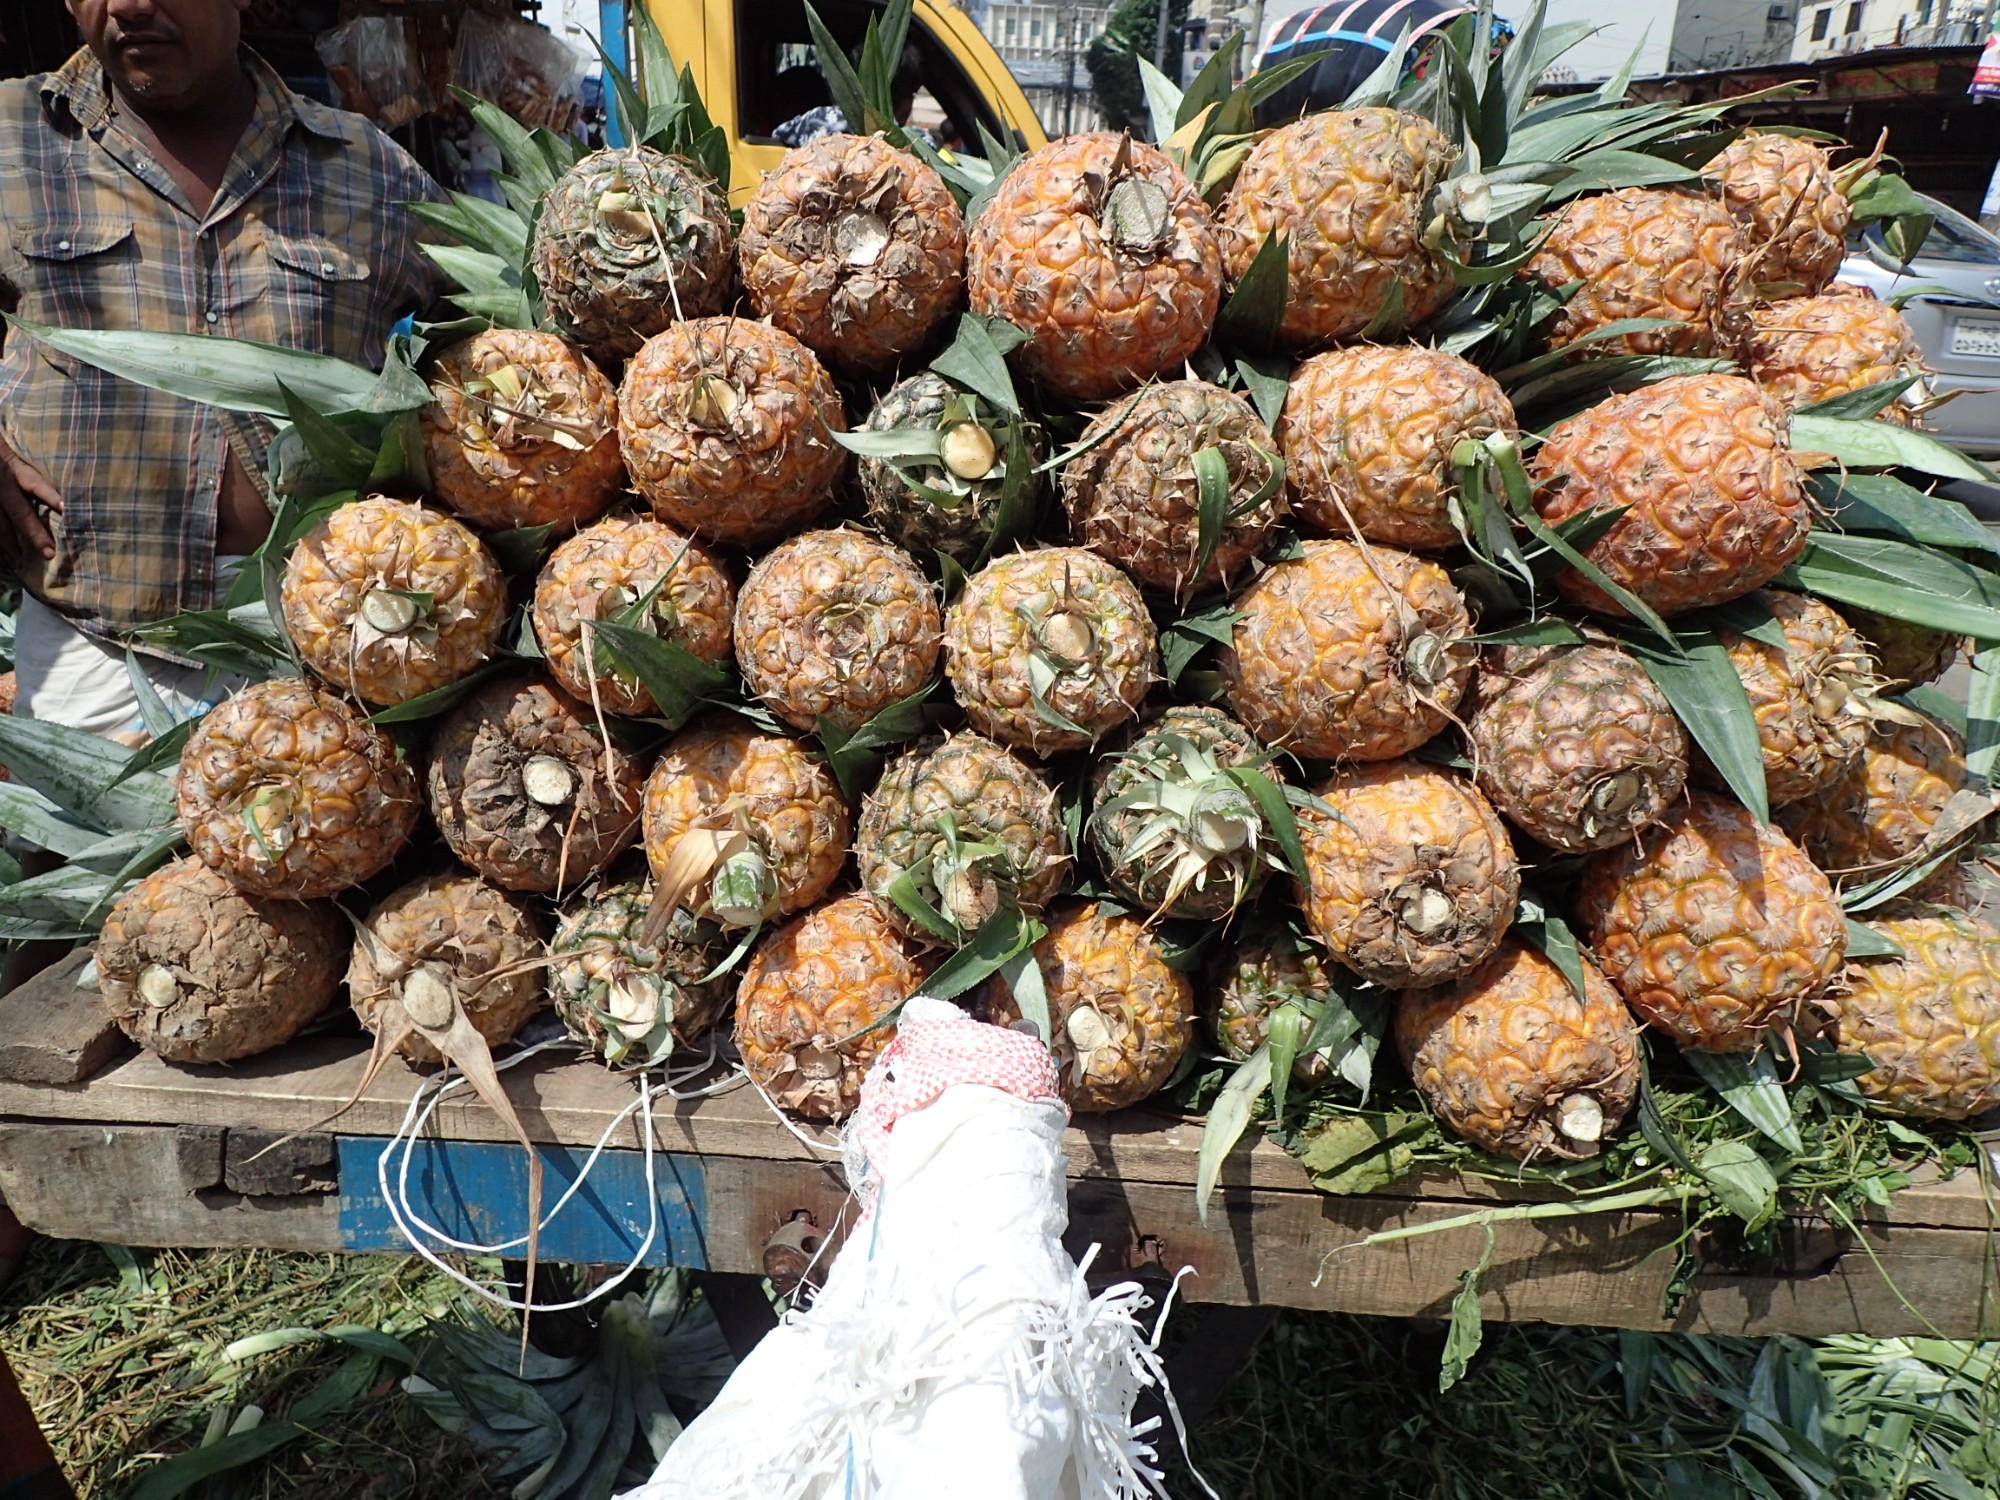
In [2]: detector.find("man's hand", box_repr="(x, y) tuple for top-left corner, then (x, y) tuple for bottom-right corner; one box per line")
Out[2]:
(0, 430), (61, 565)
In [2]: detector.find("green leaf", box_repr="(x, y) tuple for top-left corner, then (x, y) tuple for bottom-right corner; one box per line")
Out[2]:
(127, 1421), (305, 1499)
(276, 383), (377, 488)
(998, 945), (1052, 1045)
(1214, 231), (1289, 352)
(0, 715), (175, 832)
(1293, 1113), (1424, 1195)
(1520, 907), (1591, 1001)
(816, 683), (936, 803)
(1843, 918), (1903, 959)
(1232, 354), (1291, 432)
(1625, 630), (1769, 823)
(932, 313), (1028, 416)
(485, 524), (559, 576)
(1789, 414), (1996, 485)
(589, 621), (733, 727)
(1160, 605), (1239, 686)
(1794, 375), (1922, 423)
(1190, 446), (1231, 591)
(365, 660), (516, 725)
(0, 783), (116, 857)
(1967, 641), (2000, 786)
(1196, 1045), (1272, 1226)
(1807, 471), (2000, 561)
(1438, 1226), (1497, 1393)
(1695, 1139), (1779, 1229)
(1780, 533), (2000, 640)
(1683, 1049), (1804, 1156)
(921, 907), (1040, 1003)
(1267, 1002), (1305, 1124)
(1223, 765), (1309, 885)
(803, 0), (873, 145)
(1135, 56), (1184, 146)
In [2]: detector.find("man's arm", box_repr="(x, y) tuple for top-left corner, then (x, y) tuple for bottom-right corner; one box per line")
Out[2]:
(0, 427), (60, 566)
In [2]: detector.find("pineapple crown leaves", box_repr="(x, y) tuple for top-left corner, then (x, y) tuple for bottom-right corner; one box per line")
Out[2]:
(884, 808), (1024, 944)
(1135, 33), (1320, 203)
(1189, 436), (1285, 595)
(816, 682), (937, 804)
(803, 0), (915, 147)
(598, 4), (731, 191)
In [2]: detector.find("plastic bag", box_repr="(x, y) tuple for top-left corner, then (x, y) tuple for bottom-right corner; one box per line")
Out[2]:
(316, 16), (433, 131)
(452, 10), (589, 134)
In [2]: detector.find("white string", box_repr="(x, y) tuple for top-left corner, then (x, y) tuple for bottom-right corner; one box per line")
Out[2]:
(744, 1070), (848, 1158)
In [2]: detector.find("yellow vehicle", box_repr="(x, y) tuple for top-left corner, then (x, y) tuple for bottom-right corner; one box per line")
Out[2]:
(643, 0), (1051, 206)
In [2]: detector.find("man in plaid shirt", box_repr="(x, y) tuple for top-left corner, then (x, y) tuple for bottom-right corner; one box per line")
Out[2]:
(0, 0), (437, 737)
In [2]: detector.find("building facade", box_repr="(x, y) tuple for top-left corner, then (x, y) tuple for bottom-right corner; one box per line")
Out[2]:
(1668, 0), (1800, 68)
(1791, 0), (1987, 60)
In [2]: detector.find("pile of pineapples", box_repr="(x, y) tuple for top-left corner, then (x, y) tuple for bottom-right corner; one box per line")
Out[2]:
(46, 0), (2000, 1187)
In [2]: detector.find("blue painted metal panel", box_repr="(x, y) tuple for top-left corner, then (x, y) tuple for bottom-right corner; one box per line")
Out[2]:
(600, 0), (629, 147)
(337, 1137), (709, 1268)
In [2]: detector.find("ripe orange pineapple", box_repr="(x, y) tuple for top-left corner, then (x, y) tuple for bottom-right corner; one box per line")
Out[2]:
(734, 529), (941, 734)
(618, 317), (847, 549)
(1704, 132), (1853, 297)
(1397, 942), (1640, 1161)
(1060, 380), (1284, 597)
(1022, 901), (1194, 1113)
(1221, 538), (1475, 762)
(1577, 792), (1847, 1051)
(1296, 759), (1520, 989)
(281, 497), (508, 707)
(1520, 188), (1744, 355)
(531, 514), (736, 719)
(1216, 109), (1459, 348)
(178, 677), (419, 899)
(1742, 292), (1923, 415)
(737, 133), (966, 374)
(96, 856), (345, 1064)
(965, 133), (1221, 401)
(422, 328), (624, 531)
(1277, 346), (1516, 551)
(1530, 374), (1809, 618)
(734, 892), (921, 1121)
(1777, 710), (1966, 878)
(1467, 640), (1688, 854)
(1826, 910), (2000, 1119)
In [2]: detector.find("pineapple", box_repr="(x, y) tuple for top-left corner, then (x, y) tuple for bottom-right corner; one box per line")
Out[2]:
(1221, 537), (1474, 762)
(1837, 604), (1965, 689)
(734, 529), (941, 735)
(1215, 108), (1459, 349)
(1277, 345), (1516, 552)
(422, 328), (624, 531)
(1212, 919), (1336, 1085)
(857, 372), (1024, 568)
(941, 547), (1157, 756)
(426, 675), (645, 894)
(1089, 705), (1285, 922)
(1704, 132), (1853, 297)
(618, 316), (848, 549)
(1059, 379), (1284, 597)
(856, 733), (1068, 945)
(530, 145), (734, 363)
(1743, 290), (1923, 419)
(1704, 591), (1882, 808)
(178, 677), (419, 899)
(531, 514), (736, 719)
(1520, 187), (1744, 355)
(1826, 910), (2000, 1119)
(348, 871), (548, 1067)
(96, 856), (345, 1064)
(282, 497), (508, 707)
(1530, 374), (1810, 618)
(737, 133), (966, 374)
(1296, 759), (1520, 990)
(1467, 640), (1688, 855)
(1020, 900), (1195, 1113)
(1577, 792), (1847, 1051)
(965, 132), (1222, 401)
(550, 881), (734, 1068)
(734, 892), (920, 1122)
(1396, 941), (1640, 1162)
(641, 716), (849, 928)
(1777, 710), (1966, 878)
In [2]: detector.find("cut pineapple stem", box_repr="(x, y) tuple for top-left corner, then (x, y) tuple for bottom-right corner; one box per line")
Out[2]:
(1040, 610), (1095, 663)
(1105, 178), (1170, 252)
(1558, 1093), (1605, 1144)
(834, 211), (891, 268)
(688, 375), (740, 429)
(521, 755), (577, 807)
(400, 965), (457, 1030)
(1067, 1004), (1113, 1054)
(1591, 772), (1643, 818)
(941, 421), (997, 481)
(1395, 882), (1455, 937)
(359, 589), (421, 636)
(938, 863), (1002, 932)
(138, 965), (180, 1009)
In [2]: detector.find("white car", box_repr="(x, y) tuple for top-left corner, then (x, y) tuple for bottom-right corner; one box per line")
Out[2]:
(1839, 196), (2000, 457)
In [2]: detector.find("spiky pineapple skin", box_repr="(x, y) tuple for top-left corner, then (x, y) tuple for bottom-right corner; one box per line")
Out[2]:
(641, 717), (850, 921)
(1090, 704), (1275, 922)
(530, 145), (734, 362)
(347, 871), (547, 1067)
(1212, 920), (1335, 1085)
(1216, 109), (1458, 349)
(1829, 911), (2000, 1119)
(426, 675), (644, 894)
(1029, 901), (1194, 1114)
(738, 133), (966, 373)
(281, 497), (508, 707)
(1520, 188), (1744, 355)
(1467, 641), (1687, 854)
(1277, 345), (1516, 551)
(1743, 292), (1923, 414)
(1221, 538), (1474, 762)
(857, 733), (1068, 943)
(1297, 759), (1520, 990)
(422, 328), (624, 531)
(1396, 941), (1639, 1161)
(1705, 132), (1851, 297)
(1837, 604), (1965, 689)
(965, 133), (1222, 401)
(531, 514), (736, 719)
(1707, 591), (1875, 807)
(1777, 711), (1966, 878)
(942, 547), (1157, 757)
(550, 882), (734, 1067)
(1577, 793), (1847, 1052)
(858, 372), (1014, 566)
(618, 316), (847, 549)
(734, 529), (941, 735)
(96, 856), (345, 1064)
(178, 678), (419, 899)
(1060, 380), (1283, 597)
(734, 892), (919, 1122)
(1531, 374), (1809, 618)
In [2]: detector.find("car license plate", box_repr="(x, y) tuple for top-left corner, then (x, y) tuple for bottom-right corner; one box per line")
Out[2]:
(1948, 314), (2000, 358)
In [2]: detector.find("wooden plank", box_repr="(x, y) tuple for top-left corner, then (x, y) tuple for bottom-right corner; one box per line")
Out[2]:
(0, 948), (126, 1085)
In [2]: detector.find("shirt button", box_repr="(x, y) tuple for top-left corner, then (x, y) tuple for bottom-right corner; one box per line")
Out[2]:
(205, 311), (219, 325)
(56, 240), (70, 252)
(320, 262), (336, 275)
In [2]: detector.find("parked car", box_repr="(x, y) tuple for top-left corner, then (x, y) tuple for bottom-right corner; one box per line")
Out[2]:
(1840, 196), (2000, 457)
